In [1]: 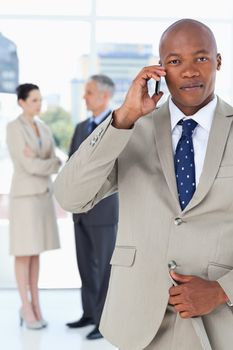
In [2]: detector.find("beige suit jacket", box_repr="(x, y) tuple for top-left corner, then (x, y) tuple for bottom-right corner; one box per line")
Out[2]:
(7, 115), (60, 197)
(54, 97), (233, 350)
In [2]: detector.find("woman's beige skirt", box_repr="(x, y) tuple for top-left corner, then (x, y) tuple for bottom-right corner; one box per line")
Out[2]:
(9, 190), (60, 256)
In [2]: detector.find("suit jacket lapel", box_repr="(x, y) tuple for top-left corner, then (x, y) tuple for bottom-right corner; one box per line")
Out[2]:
(154, 97), (233, 214)
(153, 101), (181, 211)
(184, 97), (233, 213)
(19, 115), (40, 152)
(34, 119), (48, 157)
(19, 115), (52, 157)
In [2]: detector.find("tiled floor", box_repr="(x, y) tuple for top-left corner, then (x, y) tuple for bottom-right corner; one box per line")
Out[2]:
(0, 289), (117, 350)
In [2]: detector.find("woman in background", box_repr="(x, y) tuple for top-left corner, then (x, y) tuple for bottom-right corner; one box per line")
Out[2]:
(7, 83), (61, 329)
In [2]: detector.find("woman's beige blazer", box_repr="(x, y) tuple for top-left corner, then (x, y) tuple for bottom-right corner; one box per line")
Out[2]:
(7, 115), (60, 197)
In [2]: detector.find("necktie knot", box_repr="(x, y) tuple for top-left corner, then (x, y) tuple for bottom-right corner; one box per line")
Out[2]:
(179, 119), (198, 137)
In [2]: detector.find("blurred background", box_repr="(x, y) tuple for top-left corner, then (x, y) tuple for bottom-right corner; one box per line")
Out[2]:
(1, 0), (233, 290)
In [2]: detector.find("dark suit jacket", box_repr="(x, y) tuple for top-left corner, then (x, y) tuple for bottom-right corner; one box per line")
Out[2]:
(69, 116), (119, 226)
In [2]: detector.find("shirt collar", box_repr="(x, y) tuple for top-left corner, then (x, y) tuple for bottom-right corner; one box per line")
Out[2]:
(89, 108), (111, 125)
(169, 96), (217, 132)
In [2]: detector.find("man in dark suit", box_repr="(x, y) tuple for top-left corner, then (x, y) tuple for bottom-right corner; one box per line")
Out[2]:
(66, 74), (118, 340)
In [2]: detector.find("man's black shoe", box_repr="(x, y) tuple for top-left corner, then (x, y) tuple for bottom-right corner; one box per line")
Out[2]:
(66, 317), (94, 328)
(86, 326), (103, 340)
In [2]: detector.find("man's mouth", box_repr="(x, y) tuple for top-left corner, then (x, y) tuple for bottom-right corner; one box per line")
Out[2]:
(180, 82), (204, 91)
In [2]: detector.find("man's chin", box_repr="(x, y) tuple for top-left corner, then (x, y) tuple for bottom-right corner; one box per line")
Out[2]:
(175, 95), (209, 108)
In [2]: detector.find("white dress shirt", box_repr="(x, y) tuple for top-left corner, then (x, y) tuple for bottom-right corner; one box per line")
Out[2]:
(169, 96), (217, 186)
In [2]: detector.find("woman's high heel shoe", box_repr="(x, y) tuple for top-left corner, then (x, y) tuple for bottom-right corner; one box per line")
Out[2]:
(19, 308), (43, 330)
(31, 305), (48, 328)
(40, 319), (48, 328)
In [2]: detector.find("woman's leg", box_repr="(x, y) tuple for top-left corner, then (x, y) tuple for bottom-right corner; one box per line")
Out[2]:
(29, 255), (43, 321)
(15, 256), (37, 323)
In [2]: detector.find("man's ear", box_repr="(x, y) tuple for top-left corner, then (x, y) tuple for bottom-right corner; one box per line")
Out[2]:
(216, 53), (222, 71)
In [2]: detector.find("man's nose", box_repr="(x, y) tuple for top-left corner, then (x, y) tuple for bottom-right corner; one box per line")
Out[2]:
(181, 64), (200, 78)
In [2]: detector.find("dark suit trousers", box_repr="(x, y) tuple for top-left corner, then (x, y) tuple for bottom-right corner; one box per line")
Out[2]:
(74, 220), (117, 325)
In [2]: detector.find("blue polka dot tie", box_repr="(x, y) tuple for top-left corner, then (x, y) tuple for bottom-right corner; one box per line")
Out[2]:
(174, 119), (198, 210)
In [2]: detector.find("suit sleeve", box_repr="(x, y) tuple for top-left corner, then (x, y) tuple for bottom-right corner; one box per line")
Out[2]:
(54, 115), (133, 213)
(7, 122), (61, 176)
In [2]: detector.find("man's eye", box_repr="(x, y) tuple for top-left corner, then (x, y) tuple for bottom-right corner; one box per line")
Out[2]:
(168, 59), (180, 65)
(197, 57), (208, 62)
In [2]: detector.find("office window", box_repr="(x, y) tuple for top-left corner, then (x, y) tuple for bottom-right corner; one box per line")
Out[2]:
(1, 0), (91, 16)
(96, 0), (233, 19)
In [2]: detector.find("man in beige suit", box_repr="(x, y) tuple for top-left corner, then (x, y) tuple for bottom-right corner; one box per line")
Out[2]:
(54, 19), (233, 350)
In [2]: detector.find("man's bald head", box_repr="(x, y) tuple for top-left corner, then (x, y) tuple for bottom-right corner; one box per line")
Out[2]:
(159, 19), (218, 59)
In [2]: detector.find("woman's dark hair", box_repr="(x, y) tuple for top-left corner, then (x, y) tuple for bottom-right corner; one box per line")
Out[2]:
(16, 83), (39, 101)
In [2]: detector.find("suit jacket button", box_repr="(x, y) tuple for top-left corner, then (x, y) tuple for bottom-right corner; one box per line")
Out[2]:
(90, 139), (96, 146)
(174, 217), (183, 226)
(168, 260), (177, 271)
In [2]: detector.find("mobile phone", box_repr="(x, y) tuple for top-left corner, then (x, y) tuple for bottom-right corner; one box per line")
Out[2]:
(155, 80), (161, 95)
